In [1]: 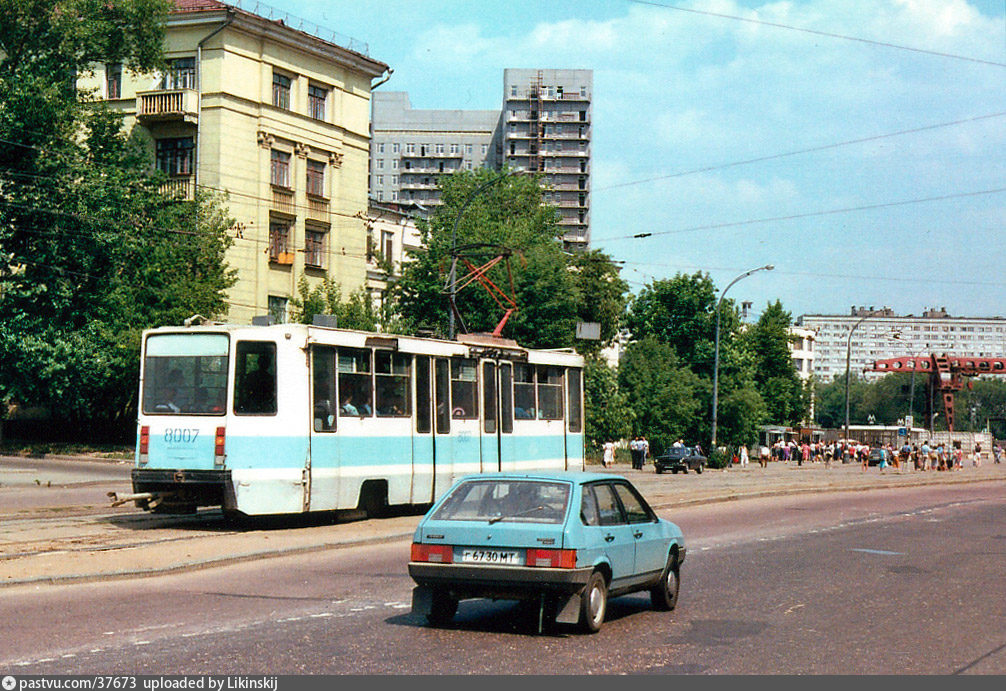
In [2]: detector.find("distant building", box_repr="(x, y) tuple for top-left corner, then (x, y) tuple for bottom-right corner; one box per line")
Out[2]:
(788, 326), (816, 423)
(85, 0), (389, 323)
(370, 69), (593, 251)
(796, 306), (1006, 381)
(362, 202), (421, 316)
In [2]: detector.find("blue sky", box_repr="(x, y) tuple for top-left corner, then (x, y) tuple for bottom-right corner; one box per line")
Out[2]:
(262, 0), (1005, 321)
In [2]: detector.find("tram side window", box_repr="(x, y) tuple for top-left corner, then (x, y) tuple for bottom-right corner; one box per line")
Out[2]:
(513, 362), (536, 420)
(416, 356), (432, 433)
(537, 366), (564, 420)
(338, 348), (372, 416)
(451, 358), (478, 419)
(376, 351), (411, 417)
(483, 362), (497, 434)
(435, 358), (450, 434)
(567, 367), (583, 433)
(234, 341), (277, 415)
(500, 363), (513, 433)
(312, 346), (337, 432)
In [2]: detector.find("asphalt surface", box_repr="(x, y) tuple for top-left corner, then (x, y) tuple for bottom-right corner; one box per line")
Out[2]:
(2, 452), (1005, 587)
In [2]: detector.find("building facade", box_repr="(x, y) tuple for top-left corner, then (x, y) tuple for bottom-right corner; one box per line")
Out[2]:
(362, 202), (422, 313)
(369, 92), (501, 211)
(370, 69), (592, 251)
(796, 306), (1006, 381)
(86, 0), (389, 323)
(501, 69), (592, 250)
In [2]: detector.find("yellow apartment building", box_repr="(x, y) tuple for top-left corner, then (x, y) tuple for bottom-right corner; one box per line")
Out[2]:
(85, 0), (389, 323)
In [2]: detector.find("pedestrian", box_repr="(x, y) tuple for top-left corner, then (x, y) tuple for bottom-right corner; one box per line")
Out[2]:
(973, 442), (982, 467)
(602, 440), (616, 468)
(800, 442), (810, 467)
(759, 444), (770, 468)
(629, 436), (643, 470)
(739, 444), (749, 467)
(641, 436), (650, 469)
(824, 442), (834, 469)
(994, 444), (1002, 464)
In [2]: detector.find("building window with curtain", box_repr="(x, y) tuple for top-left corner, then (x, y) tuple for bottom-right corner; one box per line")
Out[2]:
(305, 228), (325, 268)
(308, 83), (327, 120)
(105, 63), (122, 99)
(268, 220), (291, 262)
(155, 137), (194, 176)
(306, 159), (325, 197)
(271, 149), (291, 188)
(273, 72), (291, 110)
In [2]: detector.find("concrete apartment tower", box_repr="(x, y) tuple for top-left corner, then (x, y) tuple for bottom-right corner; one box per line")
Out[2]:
(85, 0), (389, 323)
(369, 92), (501, 211)
(370, 69), (593, 251)
(501, 69), (592, 250)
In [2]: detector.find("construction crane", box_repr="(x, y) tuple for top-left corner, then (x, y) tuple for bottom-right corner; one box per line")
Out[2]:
(864, 354), (1006, 432)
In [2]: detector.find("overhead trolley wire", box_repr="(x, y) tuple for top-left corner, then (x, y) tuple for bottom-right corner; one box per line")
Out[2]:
(624, 0), (1006, 68)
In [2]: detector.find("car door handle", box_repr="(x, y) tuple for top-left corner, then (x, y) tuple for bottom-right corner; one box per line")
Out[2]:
(604, 534), (615, 542)
(633, 531), (644, 539)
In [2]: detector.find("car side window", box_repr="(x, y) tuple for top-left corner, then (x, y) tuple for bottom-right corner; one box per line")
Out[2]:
(580, 486), (600, 526)
(613, 483), (654, 524)
(593, 483), (625, 526)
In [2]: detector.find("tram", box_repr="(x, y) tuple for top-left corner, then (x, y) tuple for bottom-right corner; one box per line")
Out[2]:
(123, 323), (585, 517)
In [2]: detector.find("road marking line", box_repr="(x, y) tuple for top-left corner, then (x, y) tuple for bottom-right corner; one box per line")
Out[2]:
(850, 548), (905, 555)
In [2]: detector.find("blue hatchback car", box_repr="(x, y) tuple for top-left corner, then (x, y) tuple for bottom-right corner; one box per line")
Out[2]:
(408, 472), (686, 633)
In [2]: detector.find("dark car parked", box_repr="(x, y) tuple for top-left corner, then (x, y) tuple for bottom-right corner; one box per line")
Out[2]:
(654, 446), (706, 474)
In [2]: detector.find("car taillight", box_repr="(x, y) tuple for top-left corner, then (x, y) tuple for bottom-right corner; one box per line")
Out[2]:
(526, 548), (577, 569)
(411, 543), (453, 564)
(214, 426), (226, 466)
(139, 426), (150, 455)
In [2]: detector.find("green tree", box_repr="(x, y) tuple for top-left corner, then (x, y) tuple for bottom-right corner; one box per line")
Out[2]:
(625, 272), (733, 378)
(744, 300), (805, 425)
(618, 337), (706, 453)
(568, 249), (629, 355)
(395, 169), (624, 349)
(288, 276), (409, 333)
(583, 355), (633, 450)
(0, 0), (235, 438)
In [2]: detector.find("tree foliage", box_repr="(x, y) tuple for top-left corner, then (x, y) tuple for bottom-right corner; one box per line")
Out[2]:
(0, 0), (236, 438)
(395, 169), (625, 351)
(583, 355), (633, 450)
(744, 300), (805, 425)
(288, 276), (408, 333)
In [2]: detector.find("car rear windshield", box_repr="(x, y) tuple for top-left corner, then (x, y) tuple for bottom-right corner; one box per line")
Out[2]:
(431, 480), (571, 524)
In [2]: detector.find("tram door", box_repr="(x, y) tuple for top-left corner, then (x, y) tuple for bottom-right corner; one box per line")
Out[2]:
(479, 360), (501, 472)
(565, 367), (584, 470)
(412, 356), (435, 503)
(431, 357), (455, 499)
(497, 362), (518, 471)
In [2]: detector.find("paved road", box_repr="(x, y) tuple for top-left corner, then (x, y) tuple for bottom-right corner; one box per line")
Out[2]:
(2, 483), (1004, 674)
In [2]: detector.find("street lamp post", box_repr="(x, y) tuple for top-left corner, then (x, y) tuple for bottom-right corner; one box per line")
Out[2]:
(447, 172), (516, 339)
(843, 314), (871, 449)
(711, 264), (774, 450)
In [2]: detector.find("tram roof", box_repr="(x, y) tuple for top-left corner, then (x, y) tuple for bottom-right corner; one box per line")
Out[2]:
(143, 323), (584, 366)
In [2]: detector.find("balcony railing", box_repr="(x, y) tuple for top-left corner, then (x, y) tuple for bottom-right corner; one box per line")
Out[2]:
(136, 89), (199, 123)
(158, 177), (195, 201)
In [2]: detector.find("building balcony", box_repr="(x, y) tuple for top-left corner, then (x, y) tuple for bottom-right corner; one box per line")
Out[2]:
(399, 151), (464, 159)
(136, 89), (199, 124)
(158, 176), (195, 200)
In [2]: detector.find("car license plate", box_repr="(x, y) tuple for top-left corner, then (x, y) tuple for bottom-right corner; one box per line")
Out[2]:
(461, 549), (522, 565)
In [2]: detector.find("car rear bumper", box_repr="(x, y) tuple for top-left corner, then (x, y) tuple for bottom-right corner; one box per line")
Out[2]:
(409, 562), (594, 598)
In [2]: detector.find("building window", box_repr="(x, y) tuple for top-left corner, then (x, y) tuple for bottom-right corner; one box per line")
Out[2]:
(106, 63), (122, 99)
(450, 143), (458, 154)
(305, 228), (325, 268)
(406, 143), (414, 154)
(511, 85), (518, 97)
(376, 159), (384, 170)
(378, 143), (385, 154)
(161, 57), (195, 89)
(392, 159), (398, 169)
(273, 72), (291, 110)
(392, 143), (400, 153)
(308, 84), (327, 120)
(482, 144), (488, 155)
(376, 175), (383, 185)
(268, 296), (288, 324)
(392, 175), (398, 184)
(306, 159), (326, 197)
(268, 220), (291, 261)
(435, 143), (444, 154)
(155, 137), (194, 176)
(270, 150), (291, 188)
(382, 229), (394, 263)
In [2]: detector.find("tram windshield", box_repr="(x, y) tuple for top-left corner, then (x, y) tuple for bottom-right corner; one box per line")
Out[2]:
(142, 334), (229, 415)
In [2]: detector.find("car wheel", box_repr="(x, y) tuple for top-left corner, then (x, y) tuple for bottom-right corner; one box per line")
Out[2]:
(681, 466), (688, 474)
(655, 466), (663, 474)
(671, 468), (678, 474)
(579, 571), (608, 633)
(695, 465), (703, 474)
(650, 553), (680, 611)
(426, 588), (458, 627)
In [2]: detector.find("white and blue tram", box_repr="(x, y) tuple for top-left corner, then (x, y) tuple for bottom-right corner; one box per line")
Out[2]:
(128, 323), (585, 516)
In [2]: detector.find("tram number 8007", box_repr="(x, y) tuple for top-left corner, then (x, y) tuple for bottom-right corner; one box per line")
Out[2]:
(164, 428), (199, 443)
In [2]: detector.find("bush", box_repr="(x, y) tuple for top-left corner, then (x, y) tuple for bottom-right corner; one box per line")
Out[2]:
(707, 448), (731, 469)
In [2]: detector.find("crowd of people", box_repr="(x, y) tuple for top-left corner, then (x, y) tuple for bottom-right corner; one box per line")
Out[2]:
(734, 438), (1001, 473)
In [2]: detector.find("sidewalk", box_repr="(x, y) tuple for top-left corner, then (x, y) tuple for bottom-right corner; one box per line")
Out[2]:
(3, 459), (1004, 588)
